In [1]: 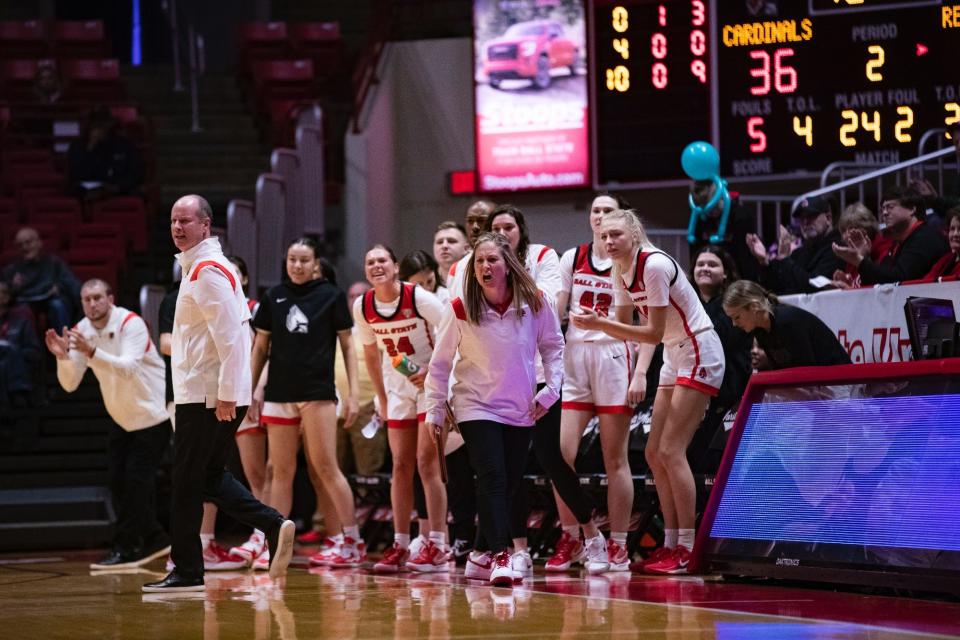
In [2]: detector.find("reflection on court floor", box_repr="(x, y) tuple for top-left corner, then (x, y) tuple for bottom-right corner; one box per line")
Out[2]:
(1, 554), (958, 639)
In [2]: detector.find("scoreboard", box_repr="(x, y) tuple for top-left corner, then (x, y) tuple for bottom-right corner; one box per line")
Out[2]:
(588, 0), (960, 187)
(716, 0), (960, 180)
(591, 0), (712, 185)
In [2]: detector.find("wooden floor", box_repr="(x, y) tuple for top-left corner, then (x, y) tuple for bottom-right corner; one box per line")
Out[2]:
(2, 551), (959, 639)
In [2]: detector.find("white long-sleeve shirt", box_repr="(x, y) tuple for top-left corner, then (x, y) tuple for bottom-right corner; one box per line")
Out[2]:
(57, 306), (168, 431)
(172, 237), (252, 407)
(424, 292), (564, 428)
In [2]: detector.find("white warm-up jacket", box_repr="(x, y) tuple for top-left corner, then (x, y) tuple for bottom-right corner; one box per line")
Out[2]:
(424, 292), (564, 428)
(171, 237), (252, 407)
(57, 306), (168, 431)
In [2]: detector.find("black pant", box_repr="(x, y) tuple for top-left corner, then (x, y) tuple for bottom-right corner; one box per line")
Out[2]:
(509, 389), (594, 539)
(459, 420), (532, 554)
(108, 421), (170, 551)
(171, 404), (283, 577)
(446, 445), (477, 542)
(412, 447), (477, 542)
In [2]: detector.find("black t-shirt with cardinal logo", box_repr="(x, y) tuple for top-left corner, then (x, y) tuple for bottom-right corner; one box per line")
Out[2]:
(252, 279), (352, 402)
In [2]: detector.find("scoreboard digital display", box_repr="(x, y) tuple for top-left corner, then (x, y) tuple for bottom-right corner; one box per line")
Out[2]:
(475, 1), (959, 189)
(591, 0), (712, 186)
(716, 0), (960, 179)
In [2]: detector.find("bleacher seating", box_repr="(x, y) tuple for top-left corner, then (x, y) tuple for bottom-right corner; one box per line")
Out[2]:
(0, 20), (48, 59)
(235, 20), (343, 148)
(51, 20), (109, 58)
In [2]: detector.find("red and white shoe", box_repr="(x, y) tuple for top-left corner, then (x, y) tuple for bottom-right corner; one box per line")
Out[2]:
(204, 540), (248, 571)
(307, 537), (341, 567)
(230, 530), (265, 566)
(644, 544), (691, 575)
(252, 548), (270, 571)
(328, 537), (367, 569)
(408, 534), (427, 560)
(606, 539), (630, 572)
(584, 535), (609, 575)
(464, 550), (493, 580)
(374, 543), (410, 573)
(545, 532), (585, 572)
(407, 541), (451, 573)
(296, 529), (324, 545)
(489, 550), (514, 587)
(629, 547), (672, 572)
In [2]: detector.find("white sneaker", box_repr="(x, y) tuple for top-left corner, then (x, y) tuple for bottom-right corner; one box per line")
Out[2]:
(509, 549), (533, 582)
(464, 550), (493, 580)
(252, 548), (270, 571)
(489, 550), (514, 587)
(584, 535), (610, 575)
(230, 530), (266, 566)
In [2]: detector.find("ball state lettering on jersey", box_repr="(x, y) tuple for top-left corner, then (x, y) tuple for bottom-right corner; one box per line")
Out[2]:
(360, 283), (435, 369)
(623, 250), (679, 319)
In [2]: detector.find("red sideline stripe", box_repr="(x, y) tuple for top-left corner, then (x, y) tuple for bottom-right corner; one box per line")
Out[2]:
(596, 405), (633, 415)
(676, 376), (719, 397)
(451, 297), (466, 321)
(190, 260), (237, 291)
(261, 416), (300, 426)
(387, 418), (418, 429)
(562, 401), (595, 412)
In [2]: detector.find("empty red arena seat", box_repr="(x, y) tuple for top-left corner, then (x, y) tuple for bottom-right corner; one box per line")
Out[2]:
(52, 20), (108, 57)
(291, 22), (343, 76)
(90, 197), (147, 251)
(71, 222), (126, 256)
(0, 21), (48, 58)
(1, 148), (55, 176)
(24, 197), (83, 228)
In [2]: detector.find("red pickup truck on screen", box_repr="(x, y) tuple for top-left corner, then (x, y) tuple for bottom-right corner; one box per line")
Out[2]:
(483, 20), (579, 90)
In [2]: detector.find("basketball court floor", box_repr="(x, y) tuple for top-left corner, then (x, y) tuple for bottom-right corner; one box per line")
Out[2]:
(2, 550), (959, 639)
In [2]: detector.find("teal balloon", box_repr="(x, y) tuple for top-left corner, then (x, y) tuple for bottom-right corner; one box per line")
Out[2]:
(681, 141), (720, 181)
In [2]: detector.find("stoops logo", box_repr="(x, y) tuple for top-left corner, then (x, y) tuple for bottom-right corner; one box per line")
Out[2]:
(775, 557), (800, 567)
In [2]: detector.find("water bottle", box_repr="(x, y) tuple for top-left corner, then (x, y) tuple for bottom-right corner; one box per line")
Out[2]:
(391, 354), (421, 377)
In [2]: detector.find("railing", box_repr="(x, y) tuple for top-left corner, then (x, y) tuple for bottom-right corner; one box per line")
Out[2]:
(793, 146), (954, 213)
(161, 0), (205, 132)
(351, 0), (394, 134)
(738, 195), (798, 235)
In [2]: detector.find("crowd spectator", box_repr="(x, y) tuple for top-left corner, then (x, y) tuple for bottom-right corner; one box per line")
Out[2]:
(2, 227), (79, 332)
(0, 282), (41, 408)
(689, 180), (759, 282)
(33, 64), (63, 105)
(830, 203), (893, 289)
(723, 280), (851, 370)
(746, 195), (844, 294)
(690, 245), (752, 413)
(832, 186), (949, 285)
(67, 106), (144, 201)
(920, 206), (960, 282)
(688, 246), (751, 474)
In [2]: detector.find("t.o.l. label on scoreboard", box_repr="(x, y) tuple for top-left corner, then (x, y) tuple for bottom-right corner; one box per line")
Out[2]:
(473, 0), (590, 192)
